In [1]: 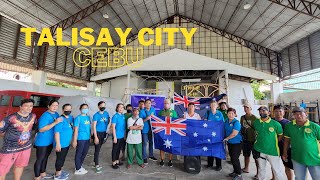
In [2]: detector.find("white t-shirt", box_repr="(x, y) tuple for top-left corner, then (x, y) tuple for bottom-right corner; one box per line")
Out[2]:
(184, 112), (201, 120)
(126, 116), (144, 144)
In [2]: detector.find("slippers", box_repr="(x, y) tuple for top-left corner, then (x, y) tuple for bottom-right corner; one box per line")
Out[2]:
(241, 169), (249, 173)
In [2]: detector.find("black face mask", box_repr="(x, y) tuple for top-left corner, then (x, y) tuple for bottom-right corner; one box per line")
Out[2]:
(260, 114), (268, 118)
(64, 111), (71, 115)
(99, 107), (106, 111)
(127, 110), (132, 113)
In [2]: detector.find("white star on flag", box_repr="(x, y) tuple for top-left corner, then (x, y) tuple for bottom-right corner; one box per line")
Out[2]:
(205, 106), (209, 109)
(163, 139), (173, 149)
(193, 132), (198, 137)
(212, 131), (216, 137)
(208, 139), (211, 142)
(203, 123), (208, 128)
(203, 146), (208, 151)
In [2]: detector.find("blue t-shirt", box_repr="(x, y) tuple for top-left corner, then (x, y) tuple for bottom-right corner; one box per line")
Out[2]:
(74, 115), (91, 140)
(53, 115), (74, 148)
(141, 107), (155, 134)
(34, 111), (59, 146)
(93, 111), (110, 132)
(111, 113), (126, 139)
(225, 118), (242, 144)
(205, 110), (224, 122)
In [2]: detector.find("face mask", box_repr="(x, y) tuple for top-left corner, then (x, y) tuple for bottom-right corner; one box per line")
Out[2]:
(64, 111), (71, 115)
(127, 110), (132, 113)
(81, 109), (89, 114)
(99, 107), (106, 111)
(260, 114), (268, 118)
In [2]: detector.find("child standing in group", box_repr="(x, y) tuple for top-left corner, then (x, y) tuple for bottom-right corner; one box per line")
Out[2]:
(72, 104), (91, 175)
(126, 108), (145, 169)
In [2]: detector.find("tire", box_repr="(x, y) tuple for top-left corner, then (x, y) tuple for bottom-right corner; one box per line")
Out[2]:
(184, 156), (201, 174)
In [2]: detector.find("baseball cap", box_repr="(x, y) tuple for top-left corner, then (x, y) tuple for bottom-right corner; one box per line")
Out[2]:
(292, 107), (306, 113)
(243, 103), (252, 109)
(258, 106), (269, 111)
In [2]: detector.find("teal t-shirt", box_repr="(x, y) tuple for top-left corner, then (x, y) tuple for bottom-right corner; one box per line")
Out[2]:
(53, 115), (73, 148)
(34, 111), (59, 146)
(111, 113), (126, 139)
(74, 115), (91, 140)
(93, 111), (110, 132)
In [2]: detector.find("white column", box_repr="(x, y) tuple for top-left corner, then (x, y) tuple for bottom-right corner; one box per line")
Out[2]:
(271, 82), (283, 104)
(87, 82), (96, 96)
(31, 70), (47, 92)
(101, 81), (111, 97)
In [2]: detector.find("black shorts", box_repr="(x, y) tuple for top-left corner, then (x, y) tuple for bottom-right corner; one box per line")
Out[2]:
(242, 140), (254, 157)
(280, 145), (293, 169)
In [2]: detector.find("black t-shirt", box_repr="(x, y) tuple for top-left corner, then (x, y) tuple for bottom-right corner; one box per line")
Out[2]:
(0, 112), (36, 153)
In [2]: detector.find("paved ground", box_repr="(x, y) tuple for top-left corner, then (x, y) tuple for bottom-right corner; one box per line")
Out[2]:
(3, 138), (282, 180)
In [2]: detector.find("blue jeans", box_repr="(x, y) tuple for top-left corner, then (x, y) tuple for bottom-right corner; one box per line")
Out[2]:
(142, 133), (154, 160)
(292, 159), (320, 180)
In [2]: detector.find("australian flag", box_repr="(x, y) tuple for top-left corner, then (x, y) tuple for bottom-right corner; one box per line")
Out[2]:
(174, 92), (227, 118)
(151, 115), (226, 159)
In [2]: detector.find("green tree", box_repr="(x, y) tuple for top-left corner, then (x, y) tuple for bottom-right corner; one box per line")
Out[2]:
(251, 80), (268, 100)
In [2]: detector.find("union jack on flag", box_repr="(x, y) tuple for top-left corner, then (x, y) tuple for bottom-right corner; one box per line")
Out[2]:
(173, 92), (200, 108)
(151, 115), (187, 136)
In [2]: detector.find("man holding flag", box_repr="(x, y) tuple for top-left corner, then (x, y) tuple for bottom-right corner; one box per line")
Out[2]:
(158, 99), (178, 167)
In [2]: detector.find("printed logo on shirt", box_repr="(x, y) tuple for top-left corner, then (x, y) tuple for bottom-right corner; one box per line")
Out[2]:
(269, 127), (274, 132)
(100, 117), (107, 122)
(304, 128), (312, 133)
(215, 116), (220, 119)
(170, 113), (173, 116)
(85, 120), (90, 125)
(230, 123), (233, 127)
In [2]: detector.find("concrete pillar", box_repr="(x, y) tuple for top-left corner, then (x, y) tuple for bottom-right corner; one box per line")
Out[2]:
(101, 81), (111, 97)
(31, 70), (47, 92)
(87, 82), (96, 96)
(271, 82), (283, 104)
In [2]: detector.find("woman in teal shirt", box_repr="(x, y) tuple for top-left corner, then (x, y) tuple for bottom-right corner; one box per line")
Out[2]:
(72, 104), (91, 175)
(34, 100), (62, 180)
(224, 108), (242, 180)
(111, 103), (126, 169)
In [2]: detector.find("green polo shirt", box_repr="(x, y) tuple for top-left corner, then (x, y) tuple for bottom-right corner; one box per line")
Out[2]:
(218, 109), (228, 122)
(284, 120), (320, 166)
(158, 109), (178, 118)
(253, 118), (283, 156)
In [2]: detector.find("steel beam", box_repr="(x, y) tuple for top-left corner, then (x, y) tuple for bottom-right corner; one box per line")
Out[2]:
(50, 0), (114, 35)
(12, 24), (21, 59)
(269, 0), (320, 19)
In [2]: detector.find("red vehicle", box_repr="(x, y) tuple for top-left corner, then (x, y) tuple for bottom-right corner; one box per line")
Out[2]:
(0, 90), (61, 121)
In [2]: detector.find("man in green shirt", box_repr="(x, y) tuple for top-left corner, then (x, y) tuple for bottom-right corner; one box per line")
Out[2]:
(253, 106), (285, 180)
(218, 102), (228, 122)
(283, 107), (320, 180)
(158, 99), (178, 167)
(240, 103), (258, 178)
(120, 104), (133, 161)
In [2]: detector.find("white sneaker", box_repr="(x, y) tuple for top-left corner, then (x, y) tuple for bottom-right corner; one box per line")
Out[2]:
(74, 168), (88, 175)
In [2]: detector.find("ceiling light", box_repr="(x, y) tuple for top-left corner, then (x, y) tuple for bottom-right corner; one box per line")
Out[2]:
(243, 2), (251, 9)
(103, 13), (109, 19)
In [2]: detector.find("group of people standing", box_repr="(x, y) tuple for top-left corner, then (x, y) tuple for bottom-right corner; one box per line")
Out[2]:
(0, 97), (319, 180)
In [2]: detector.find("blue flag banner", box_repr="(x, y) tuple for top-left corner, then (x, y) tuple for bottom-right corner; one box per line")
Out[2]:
(130, 94), (166, 114)
(173, 93), (227, 118)
(151, 115), (226, 159)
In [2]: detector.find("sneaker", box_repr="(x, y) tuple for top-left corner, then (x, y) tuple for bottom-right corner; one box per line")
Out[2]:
(167, 160), (173, 167)
(95, 166), (102, 173)
(112, 164), (119, 169)
(159, 160), (164, 167)
(61, 171), (69, 177)
(54, 173), (68, 180)
(214, 166), (222, 171)
(149, 157), (157, 161)
(43, 173), (54, 179)
(74, 169), (88, 175)
(228, 172), (237, 177)
(117, 162), (124, 166)
(206, 165), (213, 168)
(140, 164), (146, 168)
(232, 175), (243, 180)
(143, 159), (148, 164)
